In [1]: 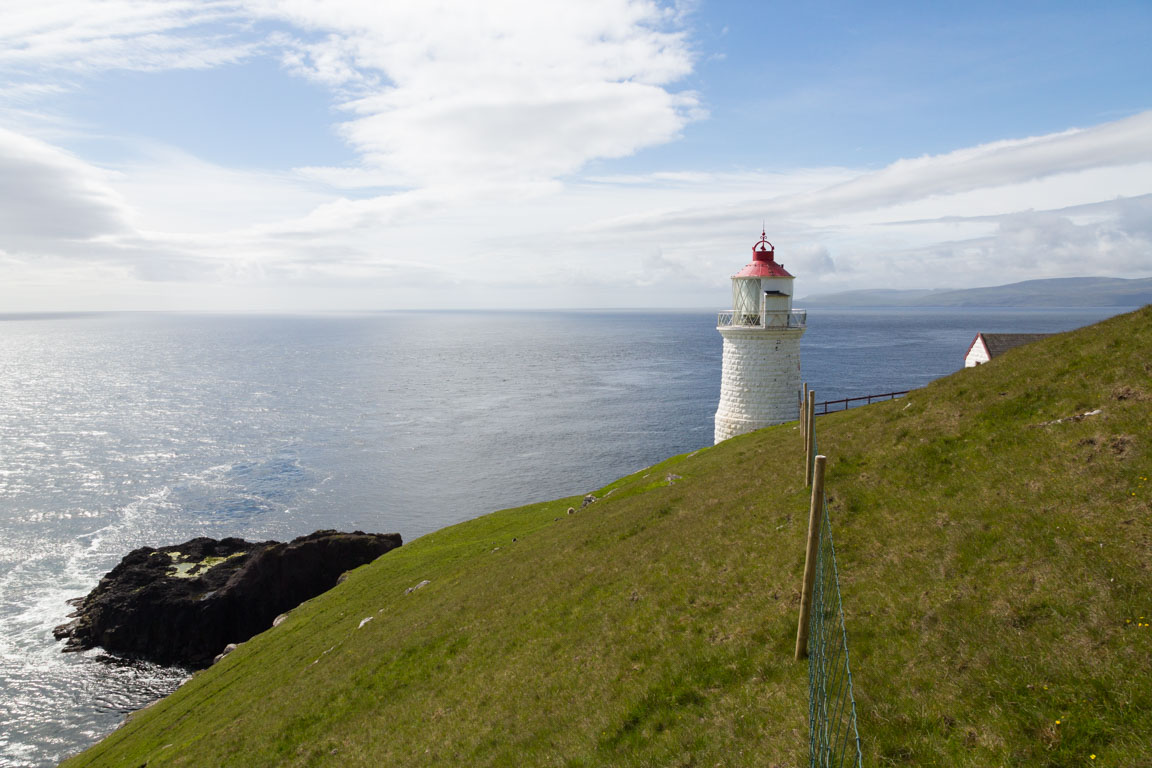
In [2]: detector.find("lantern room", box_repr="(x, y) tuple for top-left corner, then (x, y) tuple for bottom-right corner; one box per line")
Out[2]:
(729, 231), (795, 325)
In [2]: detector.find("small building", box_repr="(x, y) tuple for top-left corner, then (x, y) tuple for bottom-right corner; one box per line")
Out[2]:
(964, 333), (1054, 367)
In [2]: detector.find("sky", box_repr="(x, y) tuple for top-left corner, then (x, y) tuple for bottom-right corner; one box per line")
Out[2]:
(1, 0), (1150, 311)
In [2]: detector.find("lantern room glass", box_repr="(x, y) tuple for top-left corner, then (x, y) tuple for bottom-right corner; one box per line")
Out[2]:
(732, 278), (761, 325)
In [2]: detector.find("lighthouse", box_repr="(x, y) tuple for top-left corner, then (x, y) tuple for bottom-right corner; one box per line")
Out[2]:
(714, 231), (807, 444)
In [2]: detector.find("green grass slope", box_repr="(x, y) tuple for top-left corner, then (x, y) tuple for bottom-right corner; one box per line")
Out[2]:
(63, 307), (1152, 768)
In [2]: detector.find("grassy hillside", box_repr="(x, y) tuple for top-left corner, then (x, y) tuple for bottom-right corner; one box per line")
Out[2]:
(63, 307), (1152, 768)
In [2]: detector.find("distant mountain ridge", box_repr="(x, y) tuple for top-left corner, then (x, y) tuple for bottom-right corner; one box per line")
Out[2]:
(800, 276), (1152, 307)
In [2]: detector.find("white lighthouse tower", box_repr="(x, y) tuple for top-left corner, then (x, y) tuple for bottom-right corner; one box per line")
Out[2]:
(714, 231), (807, 443)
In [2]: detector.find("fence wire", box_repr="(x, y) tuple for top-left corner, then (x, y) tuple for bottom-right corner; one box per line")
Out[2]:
(806, 443), (863, 768)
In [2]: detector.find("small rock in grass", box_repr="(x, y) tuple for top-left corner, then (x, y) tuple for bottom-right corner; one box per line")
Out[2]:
(213, 643), (238, 664)
(405, 579), (431, 595)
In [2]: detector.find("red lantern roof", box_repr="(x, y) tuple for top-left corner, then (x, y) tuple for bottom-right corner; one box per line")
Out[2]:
(734, 230), (793, 278)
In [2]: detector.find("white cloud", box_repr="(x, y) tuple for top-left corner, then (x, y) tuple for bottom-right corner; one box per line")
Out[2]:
(0, 0), (707, 272)
(0, 3), (1149, 309)
(566, 111), (1152, 293)
(902, 198), (1152, 281)
(786, 111), (1152, 218)
(249, 0), (701, 187)
(0, 1), (252, 74)
(0, 127), (129, 244)
(110, 145), (334, 233)
(3, 103), (1150, 309)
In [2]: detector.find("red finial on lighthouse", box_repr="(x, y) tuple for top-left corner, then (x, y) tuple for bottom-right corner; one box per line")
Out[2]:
(753, 229), (774, 262)
(734, 228), (793, 278)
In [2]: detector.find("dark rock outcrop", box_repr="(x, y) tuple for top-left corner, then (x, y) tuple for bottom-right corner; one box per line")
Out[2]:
(54, 529), (402, 668)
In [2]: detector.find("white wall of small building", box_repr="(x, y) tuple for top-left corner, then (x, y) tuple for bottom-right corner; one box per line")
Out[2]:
(964, 336), (990, 367)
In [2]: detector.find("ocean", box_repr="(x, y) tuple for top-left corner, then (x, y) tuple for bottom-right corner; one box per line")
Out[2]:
(0, 307), (1129, 767)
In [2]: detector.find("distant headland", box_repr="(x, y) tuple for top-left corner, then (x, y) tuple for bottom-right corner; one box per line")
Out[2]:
(800, 275), (1152, 307)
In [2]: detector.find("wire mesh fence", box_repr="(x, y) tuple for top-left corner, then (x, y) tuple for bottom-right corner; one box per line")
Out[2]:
(805, 444), (863, 767)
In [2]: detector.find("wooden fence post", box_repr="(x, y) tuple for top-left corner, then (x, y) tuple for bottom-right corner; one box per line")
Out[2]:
(801, 383), (809, 431)
(802, 395), (809, 481)
(805, 391), (816, 487)
(796, 454), (827, 660)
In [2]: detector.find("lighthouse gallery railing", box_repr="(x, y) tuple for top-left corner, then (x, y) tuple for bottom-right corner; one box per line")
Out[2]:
(716, 309), (807, 329)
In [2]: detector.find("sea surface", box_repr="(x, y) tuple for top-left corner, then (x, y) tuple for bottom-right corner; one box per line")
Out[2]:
(0, 307), (1130, 766)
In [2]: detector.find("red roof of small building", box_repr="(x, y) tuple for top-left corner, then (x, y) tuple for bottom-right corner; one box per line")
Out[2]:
(734, 230), (793, 278)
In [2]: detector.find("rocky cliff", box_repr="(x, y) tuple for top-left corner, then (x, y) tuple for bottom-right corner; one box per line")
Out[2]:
(54, 529), (402, 667)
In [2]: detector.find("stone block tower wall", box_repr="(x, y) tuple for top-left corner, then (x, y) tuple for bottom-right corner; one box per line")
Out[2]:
(714, 327), (803, 443)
